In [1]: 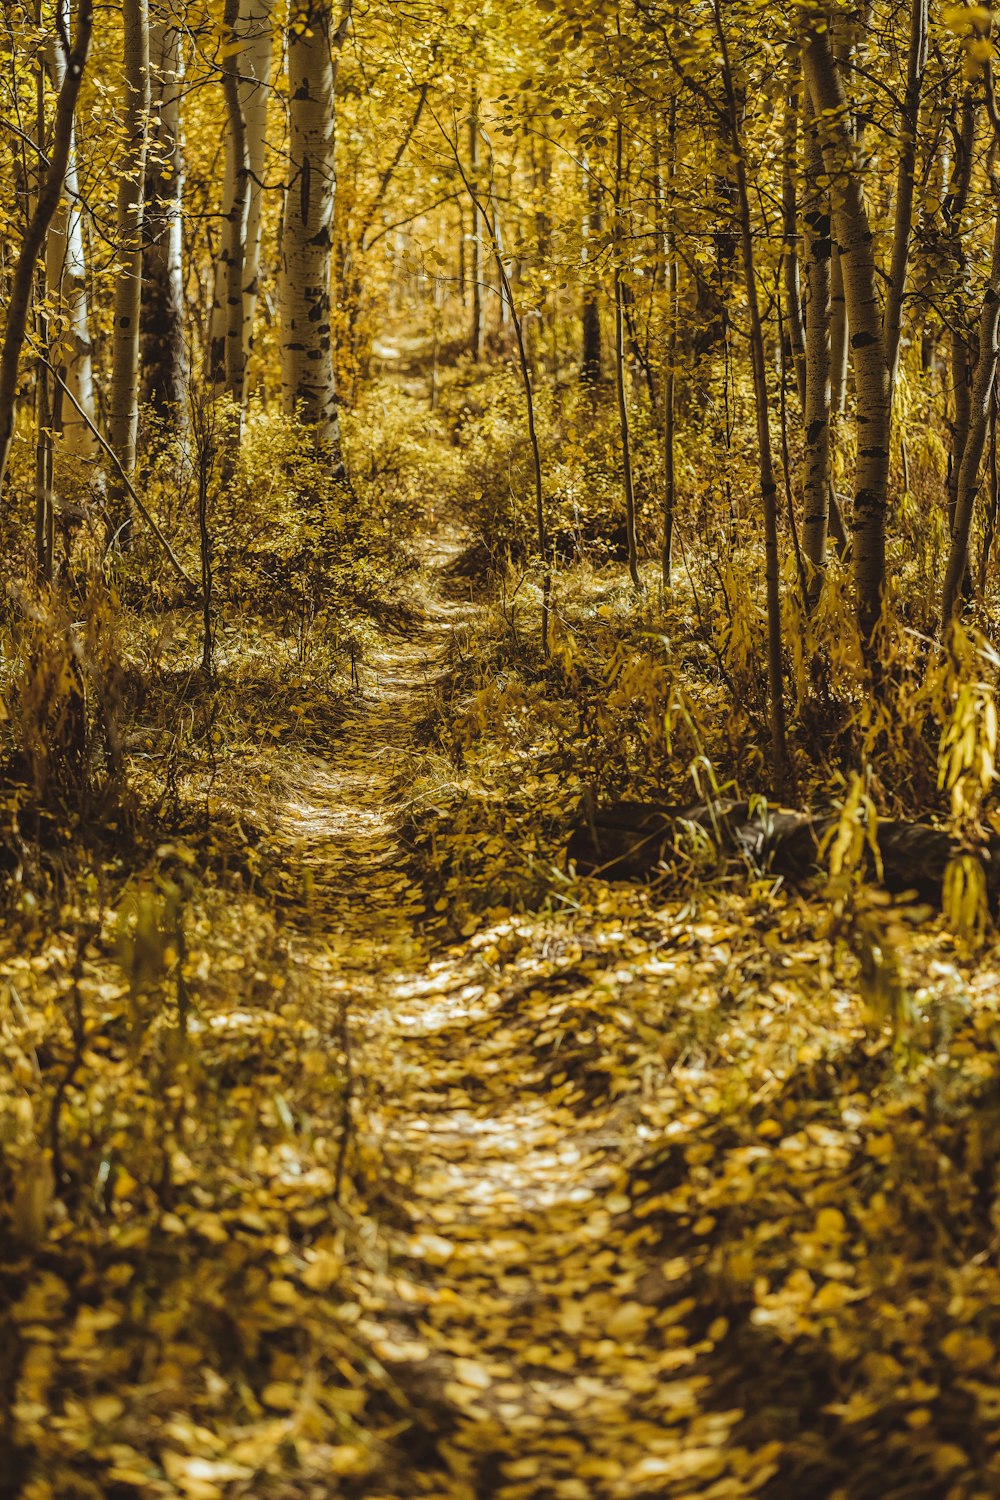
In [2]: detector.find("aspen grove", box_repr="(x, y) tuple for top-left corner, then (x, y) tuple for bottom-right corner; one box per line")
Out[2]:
(8, 0), (1000, 1496)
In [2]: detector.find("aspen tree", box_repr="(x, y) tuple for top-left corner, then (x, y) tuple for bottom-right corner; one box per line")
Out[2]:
(942, 204), (1000, 626)
(208, 0), (274, 401)
(279, 0), (348, 462)
(239, 0), (276, 365)
(0, 0), (93, 496)
(209, 0), (245, 395)
(45, 0), (96, 458)
(714, 0), (788, 783)
(142, 3), (187, 418)
(830, 247), (848, 420)
(781, 51), (807, 411)
(612, 109), (639, 587)
(469, 83), (485, 360)
(944, 92), (977, 534)
(802, 95), (832, 606)
(581, 151), (602, 384)
(884, 0), (929, 390)
(943, 62), (1000, 627)
(801, 14), (891, 642)
(827, 9), (860, 421)
(108, 0), (151, 528)
(220, 0), (248, 407)
(661, 99), (678, 587)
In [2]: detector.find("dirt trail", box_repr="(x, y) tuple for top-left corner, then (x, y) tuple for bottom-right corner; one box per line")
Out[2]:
(260, 534), (755, 1500)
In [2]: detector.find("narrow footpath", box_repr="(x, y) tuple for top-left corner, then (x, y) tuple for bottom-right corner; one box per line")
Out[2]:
(263, 533), (769, 1500)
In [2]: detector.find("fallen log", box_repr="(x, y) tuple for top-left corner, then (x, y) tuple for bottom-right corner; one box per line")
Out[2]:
(566, 798), (1000, 906)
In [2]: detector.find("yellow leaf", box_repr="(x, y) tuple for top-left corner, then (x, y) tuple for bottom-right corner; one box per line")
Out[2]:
(815, 1206), (847, 1242)
(453, 1358), (491, 1390)
(261, 1381), (298, 1410)
(812, 1281), (851, 1312)
(940, 1329), (995, 1371)
(268, 1279), (300, 1306)
(327, 1446), (370, 1475)
(90, 1394), (125, 1425)
(548, 1384), (587, 1412)
(605, 1301), (649, 1340)
(301, 1249), (342, 1290)
(930, 1443), (968, 1476)
(112, 1170), (139, 1200)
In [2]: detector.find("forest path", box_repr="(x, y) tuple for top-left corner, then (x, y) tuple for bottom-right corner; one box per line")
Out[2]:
(261, 529), (749, 1500)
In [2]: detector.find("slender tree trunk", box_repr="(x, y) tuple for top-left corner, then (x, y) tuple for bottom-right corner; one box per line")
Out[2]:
(108, 0), (150, 525)
(950, 329), (974, 531)
(0, 0), (93, 497)
(715, 0), (789, 783)
(208, 0), (248, 399)
(208, 0), (275, 392)
(829, 248), (849, 417)
(221, 0), (248, 408)
(208, 136), (238, 383)
(942, 208), (1000, 626)
(492, 181), (511, 330)
(613, 114), (640, 587)
(980, 379), (999, 596)
(431, 93), (549, 649)
(884, 0), (928, 390)
(827, 9), (857, 452)
(802, 95), (833, 607)
(240, 0), (275, 366)
(35, 359), (55, 581)
(802, 16), (891, 643)
(581, 152), (602, 383)
(279, 0), (346, 462)
(469, 83), (484, 360)
(531, 129), (552, 362)
(45, 0), (96, 457)
(782, 48), (807, 411)
(141, 7), (187, 419)
(662, 99), (678, 587)
(944, 92), (977, 532)
(34, 32), (54, 580)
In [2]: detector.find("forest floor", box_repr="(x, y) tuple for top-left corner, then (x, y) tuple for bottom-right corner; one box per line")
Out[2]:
(258, 523), (776, 1500)
(8, 505), (1000, 1500)
(8, 380), (1000, 1500)
(231, 523), (1000, 1499)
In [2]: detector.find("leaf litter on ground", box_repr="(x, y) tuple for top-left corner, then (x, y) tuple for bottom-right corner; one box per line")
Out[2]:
(4, 529), (1000, 1499)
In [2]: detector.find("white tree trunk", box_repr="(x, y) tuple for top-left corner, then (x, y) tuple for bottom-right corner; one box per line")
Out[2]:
(240, 0), (275, 363)
(802, 17), (892, 642)
(0, 0), (93, 495)
(580, 150), (602, 382)
(208, 0), (274, 391)
(108, 0), (150, 496)
(942, 208), (1000, 626)
(207, 139), (239, 387)
(802, 96), (832, 607)
(279, 0), (342, 460)
(45, 0), (96, 458)
(469, 84), (484, 359)
(220, 0), (248, 405)
(142, 9), (187, 417)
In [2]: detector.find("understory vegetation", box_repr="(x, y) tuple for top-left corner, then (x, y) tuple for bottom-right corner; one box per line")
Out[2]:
(3, 340), (1000, 1498)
